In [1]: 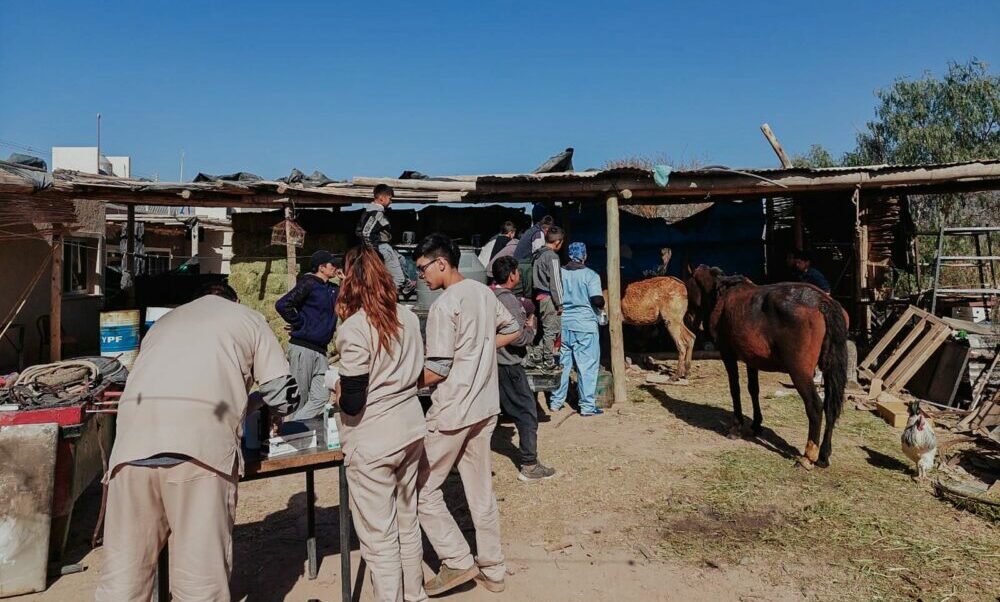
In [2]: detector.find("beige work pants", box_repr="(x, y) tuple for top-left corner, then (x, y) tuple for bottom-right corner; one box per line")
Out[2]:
(346, 440), (428, 602)
(417, 416), (506, 582)
(95, 461), (238, 602)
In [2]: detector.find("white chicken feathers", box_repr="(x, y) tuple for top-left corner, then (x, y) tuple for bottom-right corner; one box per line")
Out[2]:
(901, 402), (936, 481)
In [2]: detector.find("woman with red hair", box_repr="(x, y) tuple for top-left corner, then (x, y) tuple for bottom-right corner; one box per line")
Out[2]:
(334, 245), (428, 601)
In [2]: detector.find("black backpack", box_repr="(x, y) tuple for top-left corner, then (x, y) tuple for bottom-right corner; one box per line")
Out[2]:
(512, 251), (537, 298)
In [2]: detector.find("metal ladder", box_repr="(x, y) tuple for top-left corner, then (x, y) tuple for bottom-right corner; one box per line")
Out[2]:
(929, 226), (1000, 315)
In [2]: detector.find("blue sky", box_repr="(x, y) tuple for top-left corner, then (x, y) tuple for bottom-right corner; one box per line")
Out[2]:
(2, 1), (998, 181)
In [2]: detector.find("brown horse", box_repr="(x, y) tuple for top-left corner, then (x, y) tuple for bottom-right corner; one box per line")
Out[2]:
(686, 266), (849, 468)
(618, 277), (696, 381)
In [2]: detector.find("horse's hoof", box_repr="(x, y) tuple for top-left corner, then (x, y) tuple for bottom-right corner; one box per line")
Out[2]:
(751, 422), (763, 436)
(796, 456), (814, 471)
(727, 424), (743, 439)
(815, 458), (830, 469)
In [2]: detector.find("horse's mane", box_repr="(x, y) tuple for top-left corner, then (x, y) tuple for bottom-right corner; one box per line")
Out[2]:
(717, 274), (753, 292)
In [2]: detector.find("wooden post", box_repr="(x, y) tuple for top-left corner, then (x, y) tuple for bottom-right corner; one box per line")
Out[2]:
(125, 205), (136, 306)
(50, 232), (63, 362)
(760, 123), (794, 169)
(792, 201), (804, 251)
(606, 194), (628, 404)
(190, 217), (200, 263)
(285, 206), (297, 290)
(764, 198), (775, 278)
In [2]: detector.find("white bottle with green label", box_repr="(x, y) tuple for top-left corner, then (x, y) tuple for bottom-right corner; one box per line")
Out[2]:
(323, 366), (342, 450)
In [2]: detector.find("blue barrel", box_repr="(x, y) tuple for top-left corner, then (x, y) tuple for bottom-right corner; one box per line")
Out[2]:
(100, 310), (140, 369)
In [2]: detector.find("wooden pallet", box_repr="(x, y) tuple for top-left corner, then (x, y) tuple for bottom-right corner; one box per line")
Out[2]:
(859, 306), (953, 400)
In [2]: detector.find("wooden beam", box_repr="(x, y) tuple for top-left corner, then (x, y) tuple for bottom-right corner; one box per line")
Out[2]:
(124, 205), (135, 305)
(760, 123), (794, 169)
(284, 207), (297, 290)
(606, 194), (628, 404)
(50, 233), (63, 362)
(793, 201), (804, 250)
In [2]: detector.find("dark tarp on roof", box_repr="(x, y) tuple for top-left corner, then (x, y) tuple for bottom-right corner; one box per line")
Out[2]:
(192, 171), (263, 183)
(6, 153), (48, 171)
(277, 169), (337, 187)
(534, 147), (574, 173)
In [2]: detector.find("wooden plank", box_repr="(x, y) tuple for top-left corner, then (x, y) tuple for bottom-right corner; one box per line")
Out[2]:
(872, 316), (928, 380)
(50, 233), (62, 362)
(970, 346), (1000, 411)
(246, 447), (345, 477)
(909, 340), (971, 406)
(884, 325), (951, 392)
(875, 393), (909, 429)
(760, 123), (794, 168)
(0, 423), (58, 596)
(606, 194), (628, 405)
(284, 207), (297, 290)
(859, 306), (917, 370)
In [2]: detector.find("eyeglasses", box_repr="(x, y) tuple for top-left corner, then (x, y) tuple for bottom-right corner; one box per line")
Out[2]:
(415, 258), (439, 275)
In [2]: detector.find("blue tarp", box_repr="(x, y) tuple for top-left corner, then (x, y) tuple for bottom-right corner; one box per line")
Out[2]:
(566, 200), (766, 282)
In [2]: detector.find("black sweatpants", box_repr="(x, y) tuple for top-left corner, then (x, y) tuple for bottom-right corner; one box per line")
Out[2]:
(497, 363), (539, 466)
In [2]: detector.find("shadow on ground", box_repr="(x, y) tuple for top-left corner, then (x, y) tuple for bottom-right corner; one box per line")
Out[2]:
(641, 384), (802, 460)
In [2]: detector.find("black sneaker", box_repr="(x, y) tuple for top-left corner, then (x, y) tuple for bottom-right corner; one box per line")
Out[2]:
(399, 280), (417, 300)
(518, 462), (557, 482)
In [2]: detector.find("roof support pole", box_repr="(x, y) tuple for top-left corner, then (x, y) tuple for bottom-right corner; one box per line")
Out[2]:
(50, 231), (63, 362)
(284, 206), (297, 290)
(606, 193), (628, 405)
(125, 205), (136, 306)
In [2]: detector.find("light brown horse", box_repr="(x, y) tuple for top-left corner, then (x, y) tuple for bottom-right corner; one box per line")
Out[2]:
(616, 276), (696, 381)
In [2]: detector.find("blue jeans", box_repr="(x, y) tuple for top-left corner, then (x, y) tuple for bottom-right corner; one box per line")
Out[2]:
(550, 329), (600, 414)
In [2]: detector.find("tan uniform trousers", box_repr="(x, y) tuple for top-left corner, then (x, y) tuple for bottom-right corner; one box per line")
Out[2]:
(417, 416), (506, 582)
(346, 440), (428, 602)
(95, 461), (238, 602)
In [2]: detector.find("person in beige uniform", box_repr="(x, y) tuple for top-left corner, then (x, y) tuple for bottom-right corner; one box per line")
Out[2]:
(333, 246), (428, 602)
(413, 234), (521, 596)
(96, 284), (299, 602)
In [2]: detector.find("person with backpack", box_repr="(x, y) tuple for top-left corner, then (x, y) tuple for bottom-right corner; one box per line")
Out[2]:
(512, 215), (554, 260)
(478, 221), (518, 272)
(525, 226), (565, 370)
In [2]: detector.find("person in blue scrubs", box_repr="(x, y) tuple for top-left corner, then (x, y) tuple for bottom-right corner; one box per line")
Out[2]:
(549, 243), (605, 416)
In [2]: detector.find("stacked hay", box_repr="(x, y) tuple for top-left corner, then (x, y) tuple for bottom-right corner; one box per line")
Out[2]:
(230, 209), (354, 349)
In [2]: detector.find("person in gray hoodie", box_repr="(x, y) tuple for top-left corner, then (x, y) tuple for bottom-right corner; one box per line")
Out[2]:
(492, 256), (557, 482)
(526, 226), (565, 370)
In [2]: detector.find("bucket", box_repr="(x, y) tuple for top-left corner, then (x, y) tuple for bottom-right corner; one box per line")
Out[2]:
(596, 369), (614, 408)
(100, 310), (140, 369)
(143, 307), (173, 334)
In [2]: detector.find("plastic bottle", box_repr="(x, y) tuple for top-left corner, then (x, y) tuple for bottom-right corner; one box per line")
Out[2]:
(323, 366), (342, 450)
(323, 402), (341, 450)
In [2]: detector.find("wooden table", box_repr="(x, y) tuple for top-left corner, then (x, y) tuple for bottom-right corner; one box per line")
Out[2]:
(154, 446), (352, 602)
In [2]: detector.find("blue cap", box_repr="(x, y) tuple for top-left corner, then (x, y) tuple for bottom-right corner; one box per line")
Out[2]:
(568, 242), (587, 262)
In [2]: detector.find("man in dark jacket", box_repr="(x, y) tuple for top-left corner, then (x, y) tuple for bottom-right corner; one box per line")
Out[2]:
(492, 256), (556, 482)
(356, 183), (417, 298)
(526, 226), (565, 370)
(275, 250), (341, 420)
(512, 215), (554, 260)
(791, 249), (831, 293)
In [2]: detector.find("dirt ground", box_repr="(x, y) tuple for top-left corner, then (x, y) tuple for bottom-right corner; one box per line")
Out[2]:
(21, 361), (1000, 601)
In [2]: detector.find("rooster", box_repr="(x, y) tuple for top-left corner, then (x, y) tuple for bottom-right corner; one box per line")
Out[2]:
(901, 401), (937, 481)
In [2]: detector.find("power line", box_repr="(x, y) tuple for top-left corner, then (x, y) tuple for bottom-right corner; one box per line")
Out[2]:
(0, 139), (52, 158)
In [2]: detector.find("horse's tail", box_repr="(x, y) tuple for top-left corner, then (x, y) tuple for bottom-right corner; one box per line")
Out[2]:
(818, 299), (848, 425)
